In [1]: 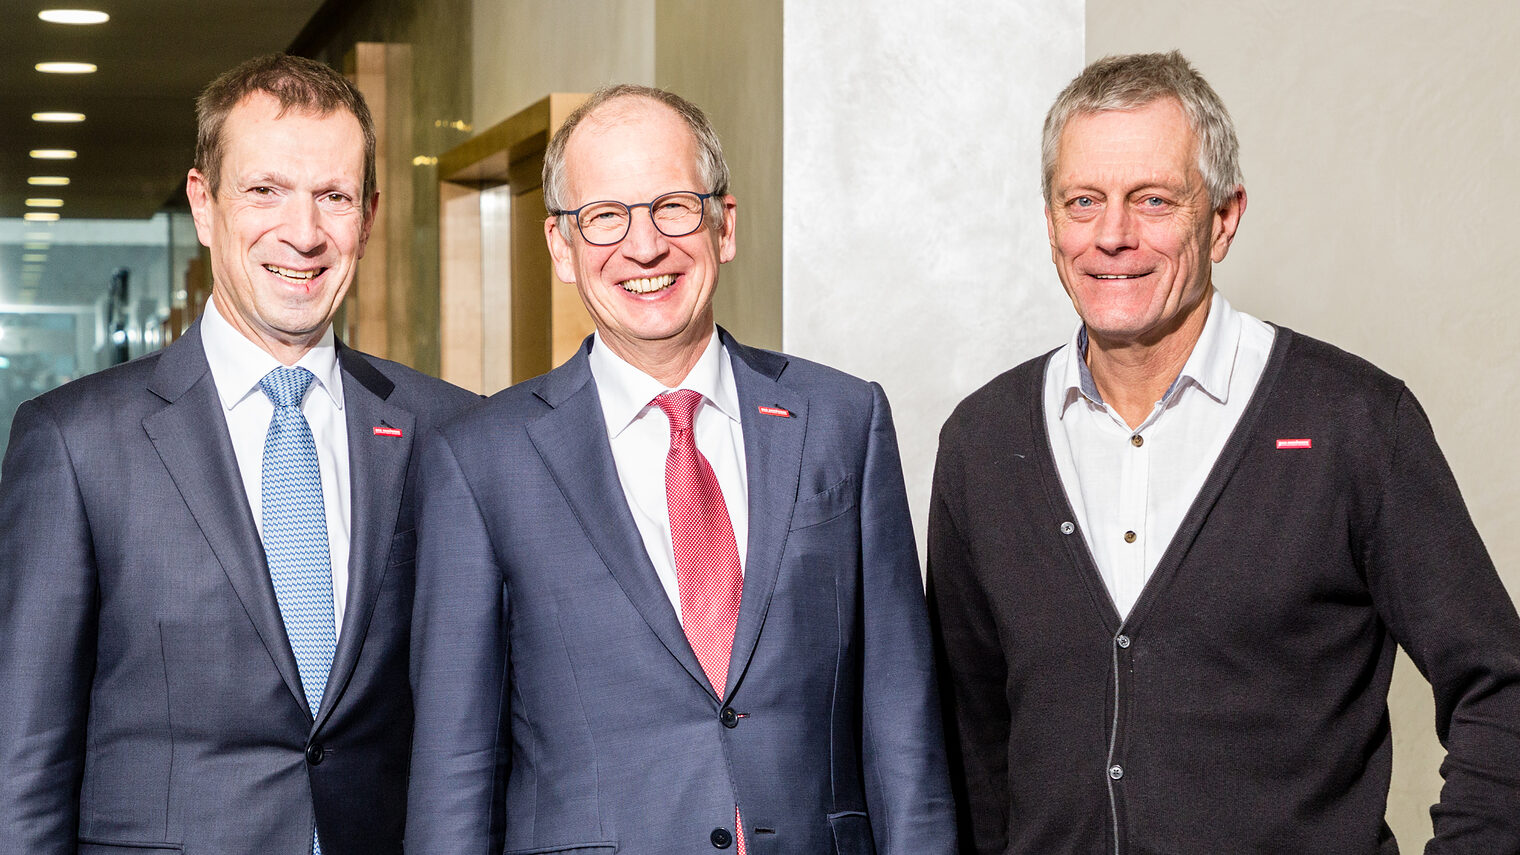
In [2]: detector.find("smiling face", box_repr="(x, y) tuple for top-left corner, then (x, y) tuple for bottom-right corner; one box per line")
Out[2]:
(1045, 98), (1244, 351)
(187, 91), (375, 363)
(545, 97), (736, 381)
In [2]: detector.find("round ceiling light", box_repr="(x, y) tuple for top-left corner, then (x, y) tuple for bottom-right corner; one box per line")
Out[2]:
(30, 149), (78, 159)
(26, 199), (66, 208)
(24, 212), (62, 222)
(28, 176), (72, 186)
(35, 62), (98, 74)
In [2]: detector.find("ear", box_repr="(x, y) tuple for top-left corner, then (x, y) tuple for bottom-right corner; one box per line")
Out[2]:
(545, 214), (578, 284)
(1210, 185), (1247, 263)
(716, 194), (738, 264)
(186, 169), (215, 249)
(356, 191), (381, 259)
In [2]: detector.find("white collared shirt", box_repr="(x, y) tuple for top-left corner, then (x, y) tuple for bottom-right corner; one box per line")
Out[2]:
(589, 327), (748, 621)
(1044, 291), (1275, 619)
(201, 294), (352, 638)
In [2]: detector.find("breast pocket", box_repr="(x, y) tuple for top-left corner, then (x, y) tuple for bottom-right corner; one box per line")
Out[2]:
(789, 474), (857, 531)
(503, 844), (617, 855)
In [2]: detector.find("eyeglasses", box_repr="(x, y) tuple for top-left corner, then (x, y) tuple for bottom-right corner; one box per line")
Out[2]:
(552, 191), (713, 246)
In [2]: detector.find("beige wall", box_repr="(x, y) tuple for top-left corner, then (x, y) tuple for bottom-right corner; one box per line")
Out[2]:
(1086, 1), (1520, 846)
(656, 0), (784, 350)
(472, 2), (654, 130)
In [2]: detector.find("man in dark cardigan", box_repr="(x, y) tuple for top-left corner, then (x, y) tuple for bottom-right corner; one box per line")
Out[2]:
(928, 50), (1520, 855)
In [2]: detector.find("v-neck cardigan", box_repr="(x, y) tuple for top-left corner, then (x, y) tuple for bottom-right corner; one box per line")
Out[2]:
(928, 327), (1520, 855)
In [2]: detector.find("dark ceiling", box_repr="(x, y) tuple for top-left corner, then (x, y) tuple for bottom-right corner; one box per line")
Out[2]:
(1, 0), (330, 221)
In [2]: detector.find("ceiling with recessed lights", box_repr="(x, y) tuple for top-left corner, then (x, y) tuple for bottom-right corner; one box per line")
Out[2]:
(1, 1), (330, 221)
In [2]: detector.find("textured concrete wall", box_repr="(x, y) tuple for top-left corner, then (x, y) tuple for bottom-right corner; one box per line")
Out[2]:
(782, 0), (1086, 556)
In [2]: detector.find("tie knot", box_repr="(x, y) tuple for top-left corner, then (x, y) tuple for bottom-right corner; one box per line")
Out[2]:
(655, 389), (704, 433)
(260, 366), (316, 409)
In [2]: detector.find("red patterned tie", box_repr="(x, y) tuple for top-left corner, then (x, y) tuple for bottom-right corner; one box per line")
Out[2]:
(655, 390), (748, 854)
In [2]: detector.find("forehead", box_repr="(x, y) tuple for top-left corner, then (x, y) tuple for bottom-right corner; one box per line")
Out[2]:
(220, 93), (364, 175)
(1053, 98), (1200, 189)
(562, 98), (702, 202)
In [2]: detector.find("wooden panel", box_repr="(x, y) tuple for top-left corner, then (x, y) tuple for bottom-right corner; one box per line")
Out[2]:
(437, 92), (589, 390)
(438, 180), (483, 392)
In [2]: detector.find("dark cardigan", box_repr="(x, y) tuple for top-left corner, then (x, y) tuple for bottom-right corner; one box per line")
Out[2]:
(928, 327), (1520, 855)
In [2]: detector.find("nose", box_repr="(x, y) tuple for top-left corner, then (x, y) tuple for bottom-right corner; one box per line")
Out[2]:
(1094, 203), (1136, 254)
(280, 196), (327, 255)
(617, 204), (670, 264)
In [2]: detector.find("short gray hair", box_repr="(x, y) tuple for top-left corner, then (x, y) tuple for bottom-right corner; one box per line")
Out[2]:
(542, 84), (730, 231)
(1042, 51), (1241, 209)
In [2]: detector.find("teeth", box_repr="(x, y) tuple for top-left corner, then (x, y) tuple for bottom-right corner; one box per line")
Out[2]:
(1094, 274), (1140, 280)
(264, 264), (320, 281)
(621, 274), (675, 294)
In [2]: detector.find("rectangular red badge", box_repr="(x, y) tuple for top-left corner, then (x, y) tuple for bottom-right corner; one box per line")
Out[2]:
(373, 426), (404, 438)
(758, 406), (792, 418)
(1276, 438), (1312, 450)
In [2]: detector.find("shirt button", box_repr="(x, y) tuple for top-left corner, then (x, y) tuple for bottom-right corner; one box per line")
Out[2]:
(1109, 764), (1124, 780)
(1116, 634), (1130, 649)
(305, 743), (325, 766)
(710, 827), (734, 849)
(1060, 521), (1075, 535)
(720, 707), (739, 728)
(1131, 434), (1144, 447)
(1124, 530), (1136, 543)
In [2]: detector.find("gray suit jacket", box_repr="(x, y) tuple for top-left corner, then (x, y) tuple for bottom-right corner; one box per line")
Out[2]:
(0, 323), (478, 855)
(405, 330), (956, 855)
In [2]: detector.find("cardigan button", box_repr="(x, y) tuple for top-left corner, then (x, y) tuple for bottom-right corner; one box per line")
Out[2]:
(1109, 764), (1124, 780)
(1060, 521), (1075, 535)
(1116, 634), (1130, 649)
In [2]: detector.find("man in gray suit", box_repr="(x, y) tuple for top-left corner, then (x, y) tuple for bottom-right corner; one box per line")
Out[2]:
(0, 54), (476, 854)
(405, 85), (956, 854)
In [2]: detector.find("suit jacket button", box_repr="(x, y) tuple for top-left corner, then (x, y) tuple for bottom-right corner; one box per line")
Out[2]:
(710, 827), (733, 849)
(720, 707), (739, 728)
(306, 743), (325, 766)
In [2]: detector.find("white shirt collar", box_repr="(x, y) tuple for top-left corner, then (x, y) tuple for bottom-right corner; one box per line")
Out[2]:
(1057, 289), (1243, 419)
(201, 292), (343, 412)
(588, 326), (741, 439)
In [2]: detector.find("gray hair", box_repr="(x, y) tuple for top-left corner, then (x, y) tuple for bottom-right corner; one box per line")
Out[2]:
(542, 84), (731, 231)
(1042, 50), (1241, 209)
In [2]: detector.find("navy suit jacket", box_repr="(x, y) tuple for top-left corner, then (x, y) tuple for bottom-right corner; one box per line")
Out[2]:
(0, 323), (478, 855)
(406, 330), (956, 854)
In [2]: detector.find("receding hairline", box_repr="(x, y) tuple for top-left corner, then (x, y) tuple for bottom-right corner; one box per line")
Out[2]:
(556, 95), (705, 194)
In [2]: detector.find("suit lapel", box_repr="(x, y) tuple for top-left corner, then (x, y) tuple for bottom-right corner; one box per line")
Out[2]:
(313, 345), (412, 730)
(141, 325), (306, 712)
(722, 330), (806, 700)
(525, 345), (712, 694)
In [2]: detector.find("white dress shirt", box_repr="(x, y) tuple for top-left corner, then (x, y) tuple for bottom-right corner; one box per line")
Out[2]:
(201, 294), (352, 638)
(1044, 291), (1275, 620)
(589, 327), (749, 621)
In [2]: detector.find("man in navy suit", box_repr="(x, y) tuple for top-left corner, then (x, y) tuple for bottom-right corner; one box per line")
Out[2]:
(0, 54), (476, 854)
(405, 85), (956, 854)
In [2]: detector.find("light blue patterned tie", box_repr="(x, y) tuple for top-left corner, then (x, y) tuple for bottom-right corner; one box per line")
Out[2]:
(259, 367), (335, 855)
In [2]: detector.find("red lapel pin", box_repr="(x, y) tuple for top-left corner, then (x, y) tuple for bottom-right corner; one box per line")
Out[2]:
(1275, 438), (1311, 449)
(758, 405), (792, 418)
(373, 426), (403, 438)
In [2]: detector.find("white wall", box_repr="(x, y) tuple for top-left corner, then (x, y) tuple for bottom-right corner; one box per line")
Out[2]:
(1086, 2), (1520, 846)
(782, 0), (1086, 555)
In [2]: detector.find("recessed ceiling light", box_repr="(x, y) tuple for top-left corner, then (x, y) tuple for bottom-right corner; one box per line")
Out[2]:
(39, 9), (111, 25)
(28, 176), (71, 186)
(26, 198), (66, 208)
(33, 111), (86, 123)
(24, 212), (62, 222)
(22, 254), (49, 263)
(30, 149), (77, 160)
(35, 62), (98, 74)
